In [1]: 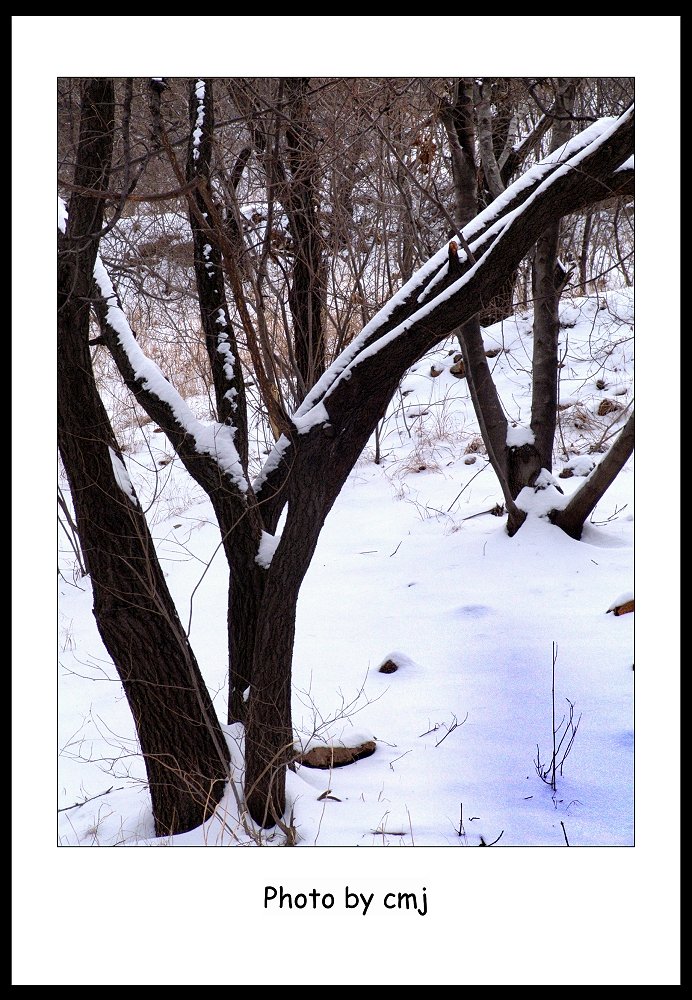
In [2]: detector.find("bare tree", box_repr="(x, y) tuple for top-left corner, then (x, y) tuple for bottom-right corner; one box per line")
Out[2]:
(436, 76), (634, 533)
(59, 77), (634, 830)
(58, 79), (230, 837)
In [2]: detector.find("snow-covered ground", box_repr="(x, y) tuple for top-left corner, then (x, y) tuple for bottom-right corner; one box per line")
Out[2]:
(51, 281), (680, 981)
(58, 290), (636, 849)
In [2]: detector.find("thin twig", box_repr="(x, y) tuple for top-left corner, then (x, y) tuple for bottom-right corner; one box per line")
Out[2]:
(479, 830), (504, 846)
(389, 749), (413, 770)
(434, 712), (468, 747)
(58, 786), (122, 813)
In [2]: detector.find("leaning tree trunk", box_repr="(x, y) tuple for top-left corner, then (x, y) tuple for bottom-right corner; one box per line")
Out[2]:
(96, 98), (635, 829)
(550, 413), (634, 540)
(58, 78), (229, 837)
(442, 79), (526, 533)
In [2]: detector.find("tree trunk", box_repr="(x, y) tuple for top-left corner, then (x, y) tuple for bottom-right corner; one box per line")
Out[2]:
(186, 79), (249, 463)
(284, 78), (326, 392)
(550, 413), (634, 540)
(58, 78), (229, 837)
(443, 79), (518, 519)
(529, 80), (577, 474)
(530, 224), (566, 470)
(96, 99), (635, 829)
(579, 211), (594, 294)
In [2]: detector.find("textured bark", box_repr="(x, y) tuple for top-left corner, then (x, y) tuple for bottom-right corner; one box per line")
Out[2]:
(529, 80), (578, 475)
(440, 79), (478, 229)
(475, 83), (505, 202)
(185, 79), (265, 724)
(579, 211), (594, 294)
(507, 443), (544, 497)
(58, 79), (229, 837)
(92, 278), (265, 728)
(284, 78), (327, 391)
(457, 317), (508, 482)
(257, 107), (635, 521)
(97, 103), (635, 829)
(500, 113), (552, 187)
(530, 228), (568, 470)
(550, 413), (634, 540)
(186, 79), (249, 460)
(443, 80), (513, 512)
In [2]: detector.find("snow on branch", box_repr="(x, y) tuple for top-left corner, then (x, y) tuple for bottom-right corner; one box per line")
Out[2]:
(108, 447), (138, 506)
(192, 79), (206, 162)
(92, 254), (249, 494)
(290, 108), (635, 425)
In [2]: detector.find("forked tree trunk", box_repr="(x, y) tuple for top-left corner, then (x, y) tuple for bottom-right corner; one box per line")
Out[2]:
(92, 91), (635, 830)
(442, 79), (524, 529)
(58, 79), (229, 837)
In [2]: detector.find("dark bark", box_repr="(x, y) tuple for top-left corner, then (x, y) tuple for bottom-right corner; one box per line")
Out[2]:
(58, 79), (229, 837)
(550, 413), (634, 540)
(184, 80), (266, 725)
(529, 80), (577, 475)
(442, 81), (510, 496)
(530, 231), (568, 470)
(500, 113), (552, 186)
(186, 80), (249, 461)
(475, 82), (505, 202)
(507, 443), (544, 497)
(440, 79), (478, 228)
(444, 80), (528, 521)
(284, 78), (327, 391)
(90, 277), (266, 728)
(579, 211), (594, 294)
(257, 107), (635, 522)
(99, 103), (635, 828)
(470, 81), (518, 324)
(613, 201), (633, 286)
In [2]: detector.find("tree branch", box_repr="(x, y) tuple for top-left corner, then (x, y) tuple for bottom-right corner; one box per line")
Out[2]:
(185, 78), (249, 462)
(255, 107), (635, 517)
(550, 413), (634, 539)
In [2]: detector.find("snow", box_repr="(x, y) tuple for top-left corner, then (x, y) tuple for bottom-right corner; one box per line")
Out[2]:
(289, 112), (634, 431)
(506, 424), (535, 447)
(291, 400), (330, 434)
(59, 287), (636, 854)
(108, 447), (137, 506)
(533, 468), (563, 491)
(376, 650), (418, 672)
(607, 590), (634, 611)
(515, 482), (567, 516)
(564, 455), (596, 477)
(192, 79), (205, 161)
(214, 308), (238, 402)
(295, 724), (376, 754)
(253, 433), (291, 492)
(92, 255), (249, 493)
(57, 195), (67, 233)
(255, 530), (279, 568)
(33, 17), (680, 979)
